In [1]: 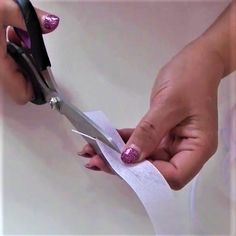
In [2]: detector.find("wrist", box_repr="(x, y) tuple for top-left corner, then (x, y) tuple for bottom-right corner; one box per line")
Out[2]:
(197, 2), (236, 76)
(186, 36), (225, 83)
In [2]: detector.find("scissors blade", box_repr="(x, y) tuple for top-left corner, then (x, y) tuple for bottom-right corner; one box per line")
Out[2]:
(58, 100), (120, 153)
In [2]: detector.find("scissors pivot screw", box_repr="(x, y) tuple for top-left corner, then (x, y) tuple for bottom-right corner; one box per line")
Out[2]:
(49, 96), (61, 110)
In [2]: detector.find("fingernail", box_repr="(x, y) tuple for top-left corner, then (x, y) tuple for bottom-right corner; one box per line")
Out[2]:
(43, 14), (60, 30)
(85, 164), (101, 171)
(14, 28), (31, 49)
(121, 144), (140, 164)
(77, 151), (92, 158)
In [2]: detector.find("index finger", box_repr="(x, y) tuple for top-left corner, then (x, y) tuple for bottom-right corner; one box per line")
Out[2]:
(3, 0), (59, 33)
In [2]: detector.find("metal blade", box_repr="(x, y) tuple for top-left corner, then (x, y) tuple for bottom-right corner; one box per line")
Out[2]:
(58, 99), (120, 153)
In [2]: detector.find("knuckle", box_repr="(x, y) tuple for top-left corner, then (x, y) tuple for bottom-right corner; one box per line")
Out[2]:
(15, 98), (28, 105)
(170, 180), (185, 191)
(209, 140), (218, 157)
(203, 131), (218, 159)
(168, 173), (186, 190)
(137, 120), (157, 140)
(210, 135), (218, 155)
(15, 92), (31, 105)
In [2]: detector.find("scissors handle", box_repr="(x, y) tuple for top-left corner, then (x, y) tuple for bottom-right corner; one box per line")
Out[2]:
(14, 0), (51, 70)
(7, 0), (52, 104)
(7, 42), (47, 104)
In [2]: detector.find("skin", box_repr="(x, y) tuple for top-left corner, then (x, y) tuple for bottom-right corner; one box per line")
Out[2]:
(0, 0), (58, 104)
(81, 1), (236, 190)
(1, 1), (235, 190)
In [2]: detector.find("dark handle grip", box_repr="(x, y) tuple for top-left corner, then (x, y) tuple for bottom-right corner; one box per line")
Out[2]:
(14, 0), (51, 70)
(7, 42), (47, 105)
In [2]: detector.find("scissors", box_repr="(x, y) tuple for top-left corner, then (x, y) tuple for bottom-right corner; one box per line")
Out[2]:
(7, 0), (120, 154)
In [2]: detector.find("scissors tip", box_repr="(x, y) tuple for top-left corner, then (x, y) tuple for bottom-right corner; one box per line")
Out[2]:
(72, 129), (96, 141)
(72, 129), (120, 153)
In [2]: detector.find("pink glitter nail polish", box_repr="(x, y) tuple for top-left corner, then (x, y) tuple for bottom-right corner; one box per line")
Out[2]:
(121, 145), (140, 164)
(43, 15), (60, 30)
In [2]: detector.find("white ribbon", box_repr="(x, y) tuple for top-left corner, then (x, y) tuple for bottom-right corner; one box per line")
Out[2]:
(84, 111), (181, 235)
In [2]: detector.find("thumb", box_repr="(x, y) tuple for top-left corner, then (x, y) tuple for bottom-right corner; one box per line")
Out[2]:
(121, 103), (181, 164)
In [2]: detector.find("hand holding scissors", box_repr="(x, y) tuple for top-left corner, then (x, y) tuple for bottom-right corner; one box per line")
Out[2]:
(7, 0), (120, 155)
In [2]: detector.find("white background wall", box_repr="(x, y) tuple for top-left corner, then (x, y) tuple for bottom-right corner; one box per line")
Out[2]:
(1, 0), (234, 235)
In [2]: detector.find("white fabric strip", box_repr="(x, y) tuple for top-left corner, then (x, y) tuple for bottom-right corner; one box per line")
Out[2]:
(85, 111), (181, 235)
